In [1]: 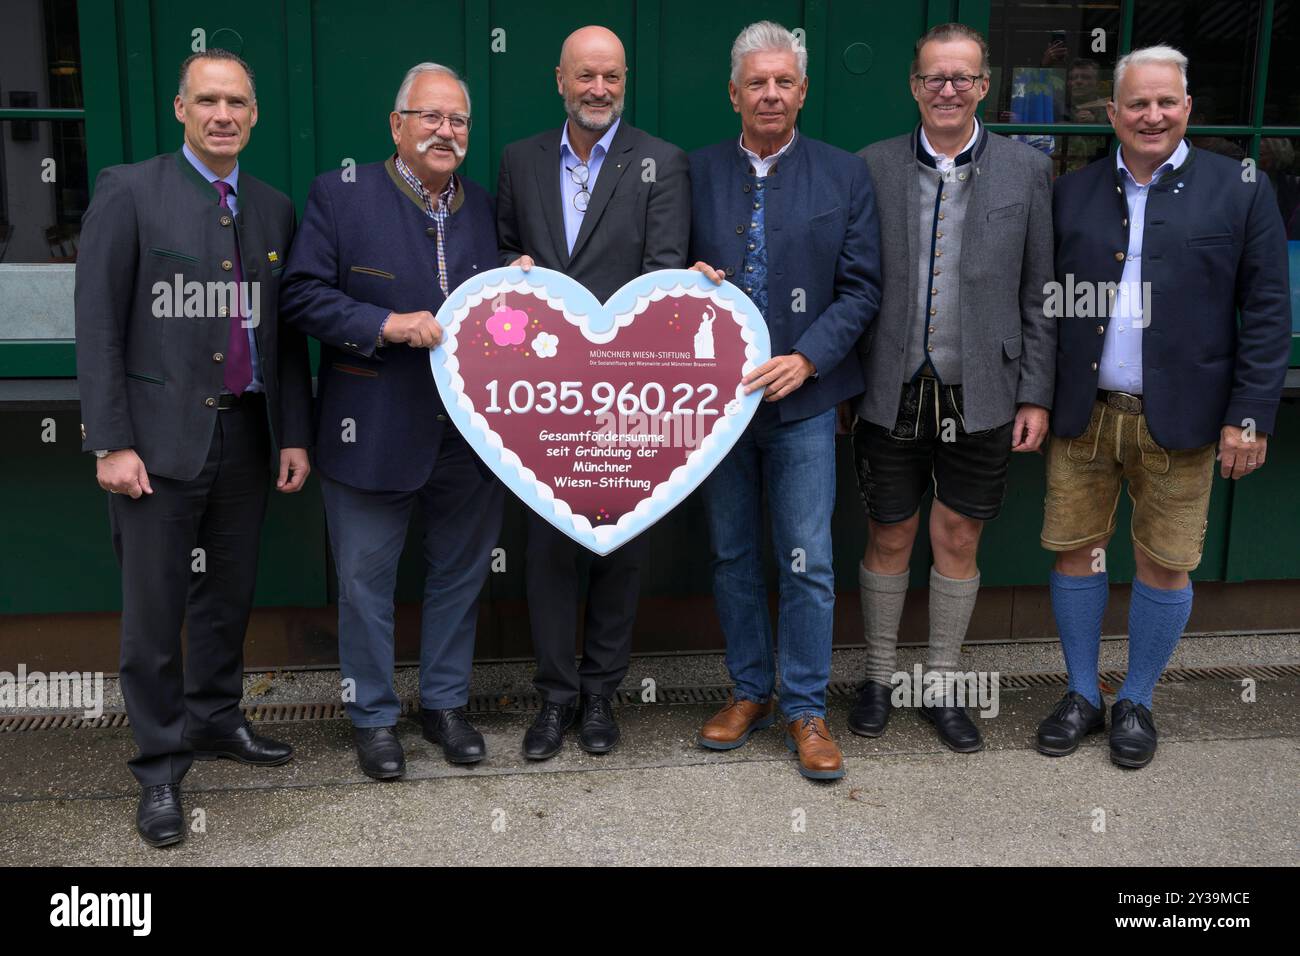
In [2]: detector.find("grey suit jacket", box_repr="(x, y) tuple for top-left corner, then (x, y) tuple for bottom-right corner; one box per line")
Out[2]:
(496, 121), (690, 300)
(855, 127), (1055, 432)
(75, 150), (312, 480)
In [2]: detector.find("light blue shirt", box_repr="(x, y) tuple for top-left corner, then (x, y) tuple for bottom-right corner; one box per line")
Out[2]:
(559, 118), (620, 255)
(182, 142), (263, 393)
(1099, 139), (1189, 395)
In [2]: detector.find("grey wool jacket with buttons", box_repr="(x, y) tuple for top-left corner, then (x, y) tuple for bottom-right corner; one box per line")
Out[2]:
(854, 125), (1056, 432)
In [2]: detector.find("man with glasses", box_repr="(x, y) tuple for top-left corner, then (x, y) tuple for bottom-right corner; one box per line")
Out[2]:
(848, 22), (1054, 753)
(280, 62), (504, 780)
(1039, 45), (1290, 769)
(497, 25), (690, 760)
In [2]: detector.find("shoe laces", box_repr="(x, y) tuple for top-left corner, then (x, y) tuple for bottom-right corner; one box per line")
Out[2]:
(585, 695), (613, 720)
(145, 783), (180, 806)
(795, 713), (829, 741)
(537, 701), (569, 726)
(1050, 694), (1083, 721)
(1117, 701), (1154, 732)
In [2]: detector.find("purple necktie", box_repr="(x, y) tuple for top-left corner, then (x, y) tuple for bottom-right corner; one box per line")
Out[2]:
(213, 180), (252, 395)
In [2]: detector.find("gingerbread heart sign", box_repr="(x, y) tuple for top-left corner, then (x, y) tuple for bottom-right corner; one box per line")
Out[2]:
(431, 267), (771, 554)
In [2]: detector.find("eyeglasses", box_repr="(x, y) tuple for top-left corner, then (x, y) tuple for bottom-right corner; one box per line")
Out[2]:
(397, 110), (471, 132)
(567, 162), (591, 212)
(914, 74), (983, 92)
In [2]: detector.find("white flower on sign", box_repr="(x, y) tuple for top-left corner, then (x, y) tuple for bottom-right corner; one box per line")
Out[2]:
(532, 331), (559, 358)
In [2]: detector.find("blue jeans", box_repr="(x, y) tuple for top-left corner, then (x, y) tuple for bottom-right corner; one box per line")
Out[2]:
(319, 431), (504, 727)
(702, 403), (837, 720)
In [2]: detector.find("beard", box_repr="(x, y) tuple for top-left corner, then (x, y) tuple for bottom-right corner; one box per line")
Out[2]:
(565, 92), (625, 132)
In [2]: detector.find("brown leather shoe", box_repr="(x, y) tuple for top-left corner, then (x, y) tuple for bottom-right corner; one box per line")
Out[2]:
(785, 714), (845, 779)
(697, 694), (776, 750)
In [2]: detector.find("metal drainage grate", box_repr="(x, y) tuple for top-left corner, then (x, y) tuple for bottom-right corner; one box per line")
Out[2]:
(2, 663), (1296, 732)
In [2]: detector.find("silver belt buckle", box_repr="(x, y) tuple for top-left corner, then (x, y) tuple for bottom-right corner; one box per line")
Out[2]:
(1106, 391), (1142, 414)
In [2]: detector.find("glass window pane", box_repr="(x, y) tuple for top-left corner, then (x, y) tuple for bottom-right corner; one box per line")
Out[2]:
(1259, 138), (1300, 340)
(985, 0), (1123, 124)
(1264, 0), (1300, 125)
(1005, 131), (1113, 178)
(1187, 132), (1251, 162)
(0, 120), (88, 264)
(0, 0), (84, 110)
(1132, 0), (1260, 125)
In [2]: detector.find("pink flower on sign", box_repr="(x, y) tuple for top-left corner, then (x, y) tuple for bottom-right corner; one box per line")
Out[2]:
(487, 308), (527, 347)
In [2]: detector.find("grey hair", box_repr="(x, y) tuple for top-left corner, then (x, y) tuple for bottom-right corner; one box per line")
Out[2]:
(1113, 45), (1189, 98)
(730, 20), (806, 85)
(393, 62), (471, 114)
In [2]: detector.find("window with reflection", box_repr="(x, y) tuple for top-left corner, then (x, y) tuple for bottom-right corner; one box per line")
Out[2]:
(1264, 0), (1299, 125)
(1132, 0), (1260, 125)
(0, 0), (85, 263)
(985, 0), (1123, 126)
(1261, 137), (1300, 341)
(0, 120), (87, 263)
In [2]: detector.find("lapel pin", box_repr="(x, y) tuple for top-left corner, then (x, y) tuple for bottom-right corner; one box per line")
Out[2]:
(267, 251), (279, 263)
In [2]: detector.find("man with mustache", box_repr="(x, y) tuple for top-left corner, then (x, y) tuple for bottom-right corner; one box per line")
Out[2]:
(74, 49), (312, 847)
(496, 25), (690, 760)
(1039, 46), (1291, 768)
(280, 63), (504, 780)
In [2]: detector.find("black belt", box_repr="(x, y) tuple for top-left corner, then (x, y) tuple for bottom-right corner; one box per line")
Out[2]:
(218, 390), (265, 410)
(1097, 389), (1142, 414)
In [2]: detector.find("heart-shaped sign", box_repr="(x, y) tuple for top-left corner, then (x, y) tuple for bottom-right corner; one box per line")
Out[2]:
(431, 267), (771, 554)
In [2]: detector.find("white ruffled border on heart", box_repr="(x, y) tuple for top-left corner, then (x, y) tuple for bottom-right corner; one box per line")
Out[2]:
(440, 275), (764, 552)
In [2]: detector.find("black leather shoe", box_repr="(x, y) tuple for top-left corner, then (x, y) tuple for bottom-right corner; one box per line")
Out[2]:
(420, 707), (485, 764)
(353, 726), (405, 780)
(136, 783), (184, 848)
(523, 701), (577, 761)
(1037, 691), (1106, 756)
(847, 680), (894, 737)
(919, 704), (984, 753)
(579, 694), (620, 754)
(188, 722), (293, 766)
(1109, 699), (1158, 769)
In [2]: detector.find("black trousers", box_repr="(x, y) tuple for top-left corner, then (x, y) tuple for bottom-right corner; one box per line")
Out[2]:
(524, 512), (648, 705)
(109, 396), (270, 786)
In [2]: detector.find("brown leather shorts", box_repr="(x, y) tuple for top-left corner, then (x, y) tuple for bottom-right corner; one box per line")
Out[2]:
(1041, 400), (1216, 571)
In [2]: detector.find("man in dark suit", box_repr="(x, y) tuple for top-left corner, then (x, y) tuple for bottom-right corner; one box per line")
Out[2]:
(1038, 46), (1291, 769)
(75, 49), (312, 848)
(496, 25), (690, 760)
(280, 63), (504, 781)
(690, 21), (882, 780)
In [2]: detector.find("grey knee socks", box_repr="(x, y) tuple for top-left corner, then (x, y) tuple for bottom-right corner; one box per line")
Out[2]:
(858, 563), (910, 687)
(927, 566), (980, 698)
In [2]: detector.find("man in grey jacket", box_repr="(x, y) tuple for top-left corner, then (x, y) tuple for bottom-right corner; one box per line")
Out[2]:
(849, 23), (1055, 752)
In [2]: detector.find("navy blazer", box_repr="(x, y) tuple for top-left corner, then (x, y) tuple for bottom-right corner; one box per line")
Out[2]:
(689, 134), (882, 422)
(1052, 144), (1292, 449)
(279, 159), (498, 491)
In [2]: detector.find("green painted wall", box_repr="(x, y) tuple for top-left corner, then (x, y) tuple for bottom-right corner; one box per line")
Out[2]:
(2, 0), (1297, 617)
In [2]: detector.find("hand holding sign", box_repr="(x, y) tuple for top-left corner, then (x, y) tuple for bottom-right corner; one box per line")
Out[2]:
(431, 267), (771, 554)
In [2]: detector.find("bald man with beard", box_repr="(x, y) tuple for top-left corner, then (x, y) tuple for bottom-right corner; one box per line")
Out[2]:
(497, 25), (691, 760)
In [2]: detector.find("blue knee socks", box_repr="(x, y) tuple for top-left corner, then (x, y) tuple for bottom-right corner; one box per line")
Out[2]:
(1119, 578), (1193, 708)
(1050, 570), (1108, 707)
